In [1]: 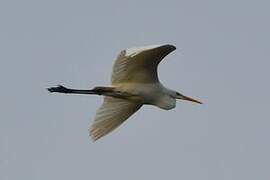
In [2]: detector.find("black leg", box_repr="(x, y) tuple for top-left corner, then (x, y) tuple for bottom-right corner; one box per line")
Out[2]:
(47, 85), (73, 93)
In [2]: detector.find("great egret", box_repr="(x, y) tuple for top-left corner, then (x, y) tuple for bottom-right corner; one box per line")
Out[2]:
(48, 44), (202, 141)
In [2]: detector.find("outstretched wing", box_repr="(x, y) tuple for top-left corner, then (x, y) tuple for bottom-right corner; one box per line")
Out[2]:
(89, 97), (142, 141)
(111, 44), (176, 85)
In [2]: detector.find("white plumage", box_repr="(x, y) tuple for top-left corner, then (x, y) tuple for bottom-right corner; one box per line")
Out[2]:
(90, 97), (142, 140)
(48, 44), (202, 141)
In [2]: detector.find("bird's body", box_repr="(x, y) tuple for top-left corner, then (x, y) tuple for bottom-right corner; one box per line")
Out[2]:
(114, 82), (176, 110)
(48, 44), (202, 141)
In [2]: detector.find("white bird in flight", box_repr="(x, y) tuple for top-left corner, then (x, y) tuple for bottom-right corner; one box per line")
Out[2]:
(48, 44), (202, 141)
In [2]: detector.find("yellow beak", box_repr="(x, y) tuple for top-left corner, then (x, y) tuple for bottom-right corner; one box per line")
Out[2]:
(178, 95), (203, 104)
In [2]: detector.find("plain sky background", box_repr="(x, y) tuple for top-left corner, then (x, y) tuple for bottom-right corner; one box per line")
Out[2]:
(1, 0), (270, 179)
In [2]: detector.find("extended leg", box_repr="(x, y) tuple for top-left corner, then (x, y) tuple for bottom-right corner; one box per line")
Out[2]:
(47, 85), (97, 95)
(47, 85), (136, 99)
(47, 85), (117, 96)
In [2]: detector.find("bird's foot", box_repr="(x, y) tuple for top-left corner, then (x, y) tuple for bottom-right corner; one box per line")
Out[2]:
(47, 85), (71, 93)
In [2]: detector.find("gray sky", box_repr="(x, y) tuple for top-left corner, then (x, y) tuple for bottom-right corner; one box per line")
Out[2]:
(1, 0), (270, 179)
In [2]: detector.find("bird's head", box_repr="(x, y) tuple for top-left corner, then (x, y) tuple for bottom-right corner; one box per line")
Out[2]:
(173, 91), (203, 104)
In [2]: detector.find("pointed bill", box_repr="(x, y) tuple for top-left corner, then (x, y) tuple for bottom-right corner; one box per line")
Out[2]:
(182, 95), (203, 104)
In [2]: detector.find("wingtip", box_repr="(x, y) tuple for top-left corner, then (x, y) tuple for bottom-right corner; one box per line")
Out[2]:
(90, 136), (97, 142)
(89, 127), (100, 142)
(89, 133), (100, 142)
(163, 44), (176, 52)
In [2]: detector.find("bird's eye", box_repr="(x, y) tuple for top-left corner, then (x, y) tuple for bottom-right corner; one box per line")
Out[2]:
(176, 92), (180, 96)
